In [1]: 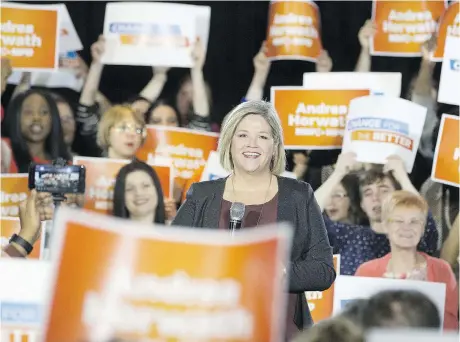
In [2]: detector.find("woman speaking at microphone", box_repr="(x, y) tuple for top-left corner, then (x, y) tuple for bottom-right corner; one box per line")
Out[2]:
(172, 100), (335, 339)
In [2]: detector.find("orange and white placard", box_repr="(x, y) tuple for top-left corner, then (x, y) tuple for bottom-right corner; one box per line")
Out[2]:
(265, 0), (322, 61)
(0, 258), (50, 342)
(303, 72), (402, 97)
(306, 254), (340, 323)
(0, 217), (45, 259)
(0, 173), (30, 217)
(73, 157), (172, 215)
(371, 0), (447, 57)
(0, 3), (60, 71)
(43, 207), (292, 342)
(271, 87), (370, 149)
(433, 1), (460, 61)
(431, 114), (460, 187)
(343, 95), (426, 173)
(136, 126), (219, 188)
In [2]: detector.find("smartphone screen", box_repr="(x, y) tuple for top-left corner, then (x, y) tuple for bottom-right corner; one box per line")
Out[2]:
(30, 164), (85, 194)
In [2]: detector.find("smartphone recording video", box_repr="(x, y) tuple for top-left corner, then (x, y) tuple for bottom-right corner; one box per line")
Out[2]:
(28, 164), (86, 194)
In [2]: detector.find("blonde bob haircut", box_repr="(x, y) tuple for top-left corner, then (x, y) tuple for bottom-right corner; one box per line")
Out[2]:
(218, 100), (286, 176)
(381, 190), (429, 223)
(97, 105), (146, 150)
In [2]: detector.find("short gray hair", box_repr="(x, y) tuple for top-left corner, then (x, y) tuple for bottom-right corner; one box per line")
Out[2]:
(218, 100), (286, 175)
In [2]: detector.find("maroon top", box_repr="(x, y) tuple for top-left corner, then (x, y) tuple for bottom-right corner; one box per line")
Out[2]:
(219, 194), (299, 341)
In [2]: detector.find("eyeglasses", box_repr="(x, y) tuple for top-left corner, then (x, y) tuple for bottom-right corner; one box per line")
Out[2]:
(387, 218), (425, 228)
(330, 193), (348, 201)
(112, 123), (145, 136)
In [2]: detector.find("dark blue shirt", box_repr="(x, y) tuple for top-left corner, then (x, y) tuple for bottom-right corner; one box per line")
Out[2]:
(324, 213), (439, 275)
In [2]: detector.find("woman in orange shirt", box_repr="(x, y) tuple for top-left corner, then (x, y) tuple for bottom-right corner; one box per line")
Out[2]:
(355, 190), (459, 331)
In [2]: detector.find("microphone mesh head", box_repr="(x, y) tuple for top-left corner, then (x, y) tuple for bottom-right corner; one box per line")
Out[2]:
(230, 202), (245, 221)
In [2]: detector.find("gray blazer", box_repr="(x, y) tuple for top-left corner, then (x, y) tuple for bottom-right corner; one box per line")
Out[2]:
(172, 176), (336, 329)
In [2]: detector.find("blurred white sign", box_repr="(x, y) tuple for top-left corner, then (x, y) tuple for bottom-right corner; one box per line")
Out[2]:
(303, 72), (402, 97)
(438, 36), (460, 105)
(342, 95), (426, 172)
(102, 2), (211, 67)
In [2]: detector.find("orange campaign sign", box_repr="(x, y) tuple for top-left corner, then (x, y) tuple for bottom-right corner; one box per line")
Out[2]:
(271, 87), (370, 149)
(136, 126), (219, 188)
(0, 173), (30, 218)
(266, 0), (322, 61)
(431, 114), (460, 187)
(0, 3), (60, 71)
(73, 157), (172, 215)
(433, 1), (460, 61)
(371, 0), (447, 57)
(43, 208), (292, 342)
(0, 217), (44, 259)
(305, 255), (340, 323)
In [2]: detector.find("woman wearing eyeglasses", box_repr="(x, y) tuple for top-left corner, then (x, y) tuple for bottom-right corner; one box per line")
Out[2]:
(94, 105), (177, 220)
(96, 105), (146, 160)
(324, 173), (365, 225)
(355, 190), (459, 331)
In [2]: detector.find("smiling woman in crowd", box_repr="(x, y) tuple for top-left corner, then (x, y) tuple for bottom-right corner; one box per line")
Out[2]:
(325, 172), (364, 225)
(112, 160), (176, 223)
(4, 89), (71, 172)
(355, 190), (459, 331)
(96, 105), (146, 160)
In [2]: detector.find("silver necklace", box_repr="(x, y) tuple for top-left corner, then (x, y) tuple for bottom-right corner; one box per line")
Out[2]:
(231, 174), (273, 228)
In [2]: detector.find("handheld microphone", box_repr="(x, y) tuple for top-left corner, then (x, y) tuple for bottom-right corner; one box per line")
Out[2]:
(229, 202), (245, 234)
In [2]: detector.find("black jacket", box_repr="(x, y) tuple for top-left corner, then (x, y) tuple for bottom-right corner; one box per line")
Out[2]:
(172, 176), (336, 329)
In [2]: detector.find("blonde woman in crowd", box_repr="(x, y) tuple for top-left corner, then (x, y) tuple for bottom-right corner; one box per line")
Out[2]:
(355, 191), (459, 331)
(96, 105), (146, 159)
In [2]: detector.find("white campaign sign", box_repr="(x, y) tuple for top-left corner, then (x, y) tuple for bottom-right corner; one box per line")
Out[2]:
(101, 2), (211, 67)
(332, 276), (446, 328)
(0, 259), (50, 342)
(438, 36), (460, 106)
(302, 72), (402, 97)
(342, 95), (426, 173)
(55, 4), (83, 53)
(368, 329), (457, 342)
(7, 69), (84, 92)
(199, 151), (227, 181)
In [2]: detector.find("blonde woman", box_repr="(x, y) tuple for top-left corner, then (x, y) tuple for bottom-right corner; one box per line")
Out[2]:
(96, 105), (146, 159)
(355, 191), (459, 331)
(172, 100), (335, 339)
